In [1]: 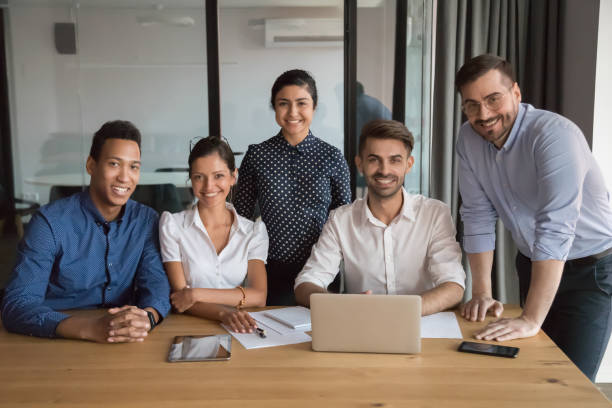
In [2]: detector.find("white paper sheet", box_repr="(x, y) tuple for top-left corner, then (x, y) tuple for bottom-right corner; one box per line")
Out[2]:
(421, 312), (463, 338)
(221, 320), (311, 350)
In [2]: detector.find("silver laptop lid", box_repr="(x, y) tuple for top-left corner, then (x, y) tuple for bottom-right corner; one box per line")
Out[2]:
(310, 293), (421, 354)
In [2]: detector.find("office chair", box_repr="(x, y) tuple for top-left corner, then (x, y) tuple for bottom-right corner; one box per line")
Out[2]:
(49, 185), (84, 202)
(0, 184), (40, 238)
(154, 168), (193, 209)
(131, 184), (183, 214)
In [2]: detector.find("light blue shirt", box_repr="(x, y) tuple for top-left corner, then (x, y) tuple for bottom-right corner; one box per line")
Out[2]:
(457, 103), (612, 261)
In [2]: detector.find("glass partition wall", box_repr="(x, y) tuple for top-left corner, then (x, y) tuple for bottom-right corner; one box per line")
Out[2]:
(0, 0), (434, 289)
(218, 1), (344, 167)
(355, 0), (432, 197)
(6, 0), (208, 209)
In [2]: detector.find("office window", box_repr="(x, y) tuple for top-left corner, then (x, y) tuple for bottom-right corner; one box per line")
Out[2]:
(0, 1), (209, 286)
(355, 0), (432, 197)
(6, 1), (209, 207)
(218, 1), (344, 166)
(355, 0), (396, 197)
(402, 0), (432, 196)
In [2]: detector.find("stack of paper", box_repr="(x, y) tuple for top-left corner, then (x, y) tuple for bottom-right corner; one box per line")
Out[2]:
(263, 306), (311, 330)
(222, 307), (312, 350)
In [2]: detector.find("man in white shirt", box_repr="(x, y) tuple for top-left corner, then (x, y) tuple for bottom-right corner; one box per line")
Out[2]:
(294, 120), (465, 315)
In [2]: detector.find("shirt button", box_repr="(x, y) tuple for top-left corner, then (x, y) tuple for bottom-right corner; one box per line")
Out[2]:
(106, 287), (112, 291)
(108, 263), (112, 267)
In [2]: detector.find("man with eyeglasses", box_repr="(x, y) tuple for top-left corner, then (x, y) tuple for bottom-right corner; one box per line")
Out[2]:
(455, 54), (612, 381)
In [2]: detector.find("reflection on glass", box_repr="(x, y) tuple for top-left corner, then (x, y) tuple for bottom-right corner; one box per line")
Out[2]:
(7, 1), (208, 208)
(168, 335), (232, 362)
(403, 0), (432, 196)
(355, 0), (396, 197)
(355, 0), (432, 197)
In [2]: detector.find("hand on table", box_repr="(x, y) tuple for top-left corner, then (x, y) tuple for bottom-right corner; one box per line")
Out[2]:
(221, 309), (257, 334)
(171, 287), (197, 313)
(474, 315), (540, 341)
(361, 290), (372, 295)
(89, 305), (151, 343)
(461, 294), (503, 321)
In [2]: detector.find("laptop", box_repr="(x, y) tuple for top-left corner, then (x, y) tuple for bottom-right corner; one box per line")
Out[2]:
(310, 293), (421, 354)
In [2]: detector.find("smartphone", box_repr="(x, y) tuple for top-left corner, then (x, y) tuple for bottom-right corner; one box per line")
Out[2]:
(457, 341), (519, 358)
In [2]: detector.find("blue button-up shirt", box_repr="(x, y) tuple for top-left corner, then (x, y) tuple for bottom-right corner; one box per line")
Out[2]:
(234, 131), (351, 264)
(457, 103), (612, 261)
(1, 191), (171, 337)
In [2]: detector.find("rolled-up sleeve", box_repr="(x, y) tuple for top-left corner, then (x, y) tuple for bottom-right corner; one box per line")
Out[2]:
(456, 129), (498, 254)
(427, 204), (466, 289)
(1, 213), (69, 337)
(135, 212), (171, 318)
(294, 211), (343, 290)
(531, 122), (586, 261)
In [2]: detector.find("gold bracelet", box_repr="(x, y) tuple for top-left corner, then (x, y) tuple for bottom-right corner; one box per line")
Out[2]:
(236, 286), (247, 310)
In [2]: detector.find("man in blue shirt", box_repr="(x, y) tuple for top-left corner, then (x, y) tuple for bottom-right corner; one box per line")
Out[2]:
(1, 120), (171, 343)
(455, 54), (612, 380)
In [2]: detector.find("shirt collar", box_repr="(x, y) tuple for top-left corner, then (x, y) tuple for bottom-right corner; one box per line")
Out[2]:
(80, 188), (129, 225)
(184, 201), (246, 234)
(362, 187), (416, 227)
(273, 130), (316, 153)
(496, 102), (526, 152)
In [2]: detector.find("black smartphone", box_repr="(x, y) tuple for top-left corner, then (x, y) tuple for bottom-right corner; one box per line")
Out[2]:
(457, 341), (519, 358)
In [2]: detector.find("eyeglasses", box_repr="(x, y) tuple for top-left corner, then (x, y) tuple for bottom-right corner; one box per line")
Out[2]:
(461, 86), (513, 116)
(189, 136), (231, 152)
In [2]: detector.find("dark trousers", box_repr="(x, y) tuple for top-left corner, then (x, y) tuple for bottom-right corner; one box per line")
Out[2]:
(266, 259), (342, 306)
(265, 260), (305, 306)
(516, 252), (612, 381)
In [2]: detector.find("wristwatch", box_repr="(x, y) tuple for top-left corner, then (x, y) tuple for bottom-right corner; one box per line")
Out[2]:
(146, 310), (157, 331)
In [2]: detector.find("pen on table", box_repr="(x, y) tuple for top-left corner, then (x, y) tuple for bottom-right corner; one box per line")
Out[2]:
(255, 327), (266, 338)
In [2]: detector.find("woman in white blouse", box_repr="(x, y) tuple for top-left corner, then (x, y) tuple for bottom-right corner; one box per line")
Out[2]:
(159, 137), (268, 333)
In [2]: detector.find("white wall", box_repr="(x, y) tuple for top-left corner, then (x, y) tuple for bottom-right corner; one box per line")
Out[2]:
(593, 1), (612, 194)
(593, 0), (612, 384)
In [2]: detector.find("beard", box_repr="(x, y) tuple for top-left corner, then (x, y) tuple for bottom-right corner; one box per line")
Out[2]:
(366, 173), (403, 200)
(473, 110), (517, 147)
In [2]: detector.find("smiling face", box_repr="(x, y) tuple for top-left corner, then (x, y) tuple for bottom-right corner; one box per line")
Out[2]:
(86, 138), (141, 221)
(460, 69), (521, 148)
(355, 138), (414, 201)
(191, 152), (237, 209)
(274, 85), (315, 143)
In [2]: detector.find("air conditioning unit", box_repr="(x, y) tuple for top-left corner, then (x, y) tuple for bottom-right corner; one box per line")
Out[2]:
(264, 18), (342, 48)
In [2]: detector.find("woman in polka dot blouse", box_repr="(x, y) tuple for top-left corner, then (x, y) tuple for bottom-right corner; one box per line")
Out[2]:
(234, 69), (351, 305)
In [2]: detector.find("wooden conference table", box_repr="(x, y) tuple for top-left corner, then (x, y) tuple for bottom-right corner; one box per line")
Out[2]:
(0, 306), (610, 407)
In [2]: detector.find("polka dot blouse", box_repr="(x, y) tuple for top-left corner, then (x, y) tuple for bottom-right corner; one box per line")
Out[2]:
(234, 131), (351, 265)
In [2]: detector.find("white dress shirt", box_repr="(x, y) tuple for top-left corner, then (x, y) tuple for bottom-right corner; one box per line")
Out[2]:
(159, 203), (268, 289)
(295, 188), (465, 294)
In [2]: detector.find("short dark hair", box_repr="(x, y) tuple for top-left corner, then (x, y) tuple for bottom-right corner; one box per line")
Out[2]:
(358, 119), (414, 155)
(89, 120), (141, 160)
(188, 136), (235, 177)
(455, 54), (516, 93)
(270, 69), (318, 109)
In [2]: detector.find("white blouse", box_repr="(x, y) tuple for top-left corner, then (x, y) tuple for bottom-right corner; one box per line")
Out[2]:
(159, 203), (268, 289)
